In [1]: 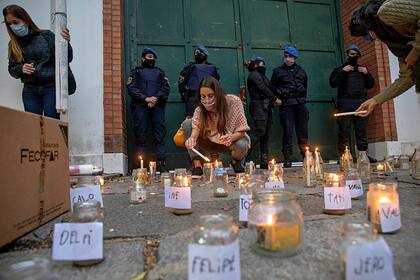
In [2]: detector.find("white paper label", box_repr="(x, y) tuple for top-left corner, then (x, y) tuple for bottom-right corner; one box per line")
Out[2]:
(52, 222), (103, 261)
(324, 187), (352, 210)
(379, 201), (401, 233)
(188, 239), (240, 280)
(346, 179), (364, 198)
(164, 186), (191, 209)
(239, 194), (252, 222)
(346, 237), (395, 280)
(70, 185), (103, 210)
(264, 180), (285, 190)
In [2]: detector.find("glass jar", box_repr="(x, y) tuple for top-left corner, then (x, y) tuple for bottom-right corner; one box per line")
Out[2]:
(314, 148), (324, 182)
(412, 147), (420, 180)
(212, 168), (229, 197)
(75, 176), (97, 188)
(130, 168), (148, 204)
(399, 155), (410, 170)
(375, 162), (386, 178)
(236, 173), (248, 189)
(248, 190), (303, 257)
(356, 151), (371, 184)
(268, 159), (276, 171)
(193, 214), (238, 245)
(213, 160), (223, 169)
(160, 172), (172, 187)
(323, 173), (349, 215)
(169, 173), (192, 215)
(339, 222), (378, 278)
(245, 161), (256, 175)
(367, 182), (400, 233)
(203, 162), (214, 184)
(0, 257), (59, 280)
(303, 150), (316, 188)
(149, 161), (157, 179)
(345, 168), (363, 199)
(268, 164), (283, 182)
(71, 201), (104, 266)
(342, 146), (354, 172)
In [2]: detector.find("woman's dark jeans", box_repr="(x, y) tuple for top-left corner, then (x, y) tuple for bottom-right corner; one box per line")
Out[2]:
(22, 84), (59, 119)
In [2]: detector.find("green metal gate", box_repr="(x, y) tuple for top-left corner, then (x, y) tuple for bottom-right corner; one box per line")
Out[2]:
(124, 0), (344, 169)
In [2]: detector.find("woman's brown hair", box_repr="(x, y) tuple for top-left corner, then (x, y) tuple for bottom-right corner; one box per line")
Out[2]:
(198, 76), (228, 138)
(3, 5), (41, 63)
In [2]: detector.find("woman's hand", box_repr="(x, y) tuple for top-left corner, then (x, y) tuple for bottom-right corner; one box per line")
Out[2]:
(22, 63), (35, 75)
(185, 136), (197, 150)
(219, 134), (233, 146)
(61, 28), (70, 41)
(356, 98), (378, 117)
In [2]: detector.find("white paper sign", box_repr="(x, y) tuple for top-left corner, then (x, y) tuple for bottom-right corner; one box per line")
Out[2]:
(346, 179), (364, 198)
(70, 185), (103, 210)
(346, 237), (395, 280)
(324, 187), (352, 210)
(188, 239), (240, 280)
(264, 180), (285, 190)
(164, 186), (191, 209)
(239, 194), (252, 222)
(52, 222), (103, 261)
(380, 201), (401, 233)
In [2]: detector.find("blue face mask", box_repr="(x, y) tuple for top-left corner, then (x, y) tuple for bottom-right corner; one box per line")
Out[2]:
(10, 23), (28, 37)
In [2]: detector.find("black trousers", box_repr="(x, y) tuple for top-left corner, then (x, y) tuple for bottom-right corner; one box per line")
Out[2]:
(337, 99), (368, 154)
(248, 100), (272, 163)
(279, 103), (309, 157)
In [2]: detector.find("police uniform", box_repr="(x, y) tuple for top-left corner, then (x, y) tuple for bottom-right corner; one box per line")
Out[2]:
(127, 48), (170, 169)
(246, 57), (278, 168)
(329, 44), (375, 155)
(178, 44), (220, 117)
(270, 47), (309, 163)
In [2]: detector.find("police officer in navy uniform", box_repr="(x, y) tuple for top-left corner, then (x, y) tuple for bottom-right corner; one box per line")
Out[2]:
(245, 56), (282, 169)
(329, 44), (375, 158)
(178, 44), (220, 117)
(270, 46), (309, 168)
(127, 48), (170, 172)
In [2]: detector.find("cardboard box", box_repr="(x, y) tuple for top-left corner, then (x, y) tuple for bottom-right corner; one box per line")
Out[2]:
(0, 106), (70, 247)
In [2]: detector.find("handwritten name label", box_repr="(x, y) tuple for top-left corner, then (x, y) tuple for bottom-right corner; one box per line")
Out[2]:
(164, 186), (191, 209)
(324, 187), (352, 210)
(188, 239), (240, 280)
(264, 180), (285, 190)
(52, 222), (103, 261)
(346, 179), (364, 198)
(70, 185), (103, 210)
(346, 237), (395, 280)
(239, 194), (252, 222)
(380, 201), (401, 233)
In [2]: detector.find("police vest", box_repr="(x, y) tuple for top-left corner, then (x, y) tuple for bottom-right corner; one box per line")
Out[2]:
(136, 68), (162, 97)
(187, 64), (217, 91)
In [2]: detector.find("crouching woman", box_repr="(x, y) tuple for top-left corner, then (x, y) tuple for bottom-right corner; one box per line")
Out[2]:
(183, 76), (250, 174)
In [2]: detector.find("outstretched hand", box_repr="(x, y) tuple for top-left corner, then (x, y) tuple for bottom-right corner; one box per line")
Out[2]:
(356, 98), (378, 117)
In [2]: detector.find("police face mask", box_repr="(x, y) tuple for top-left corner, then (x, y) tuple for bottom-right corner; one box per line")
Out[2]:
(195, 52), (207, 64)
(142, 58), (155, 68)
(348, 55), (359, 66)
(284, 57), (296, 67)
(201, 97), (216, 111)
(10, 23), (28, 37)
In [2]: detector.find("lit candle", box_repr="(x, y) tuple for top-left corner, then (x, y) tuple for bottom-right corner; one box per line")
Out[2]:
(314, 147), (323, 180)
(139, 156), (144, 169)
(149, 161), (156, 178)
(304, 147), (311, 187)
(268, 159), (276, 171)
(323, 172), (349, 215)
(376, 162), (385, 178)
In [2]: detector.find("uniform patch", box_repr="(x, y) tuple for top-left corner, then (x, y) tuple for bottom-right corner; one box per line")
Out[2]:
(126, 76), (133, 85)
(178, 76), (184, 83)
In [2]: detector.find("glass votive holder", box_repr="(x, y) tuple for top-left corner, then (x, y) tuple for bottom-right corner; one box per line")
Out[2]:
(160, 172), (172, 187)
(248, 190), (303, 257)
(323, 172), (351, 215)
(268, 159), (276, 171)
(345, 167), (363, 199)
(236, 173), (248, 189)
(245, 161), (256, 175)
(213, 160), (223, 169)
(399, 155), (410, 170)
(169, 175), (192, 215)
(193, 214), (238, 245)
(375, 162), (386, 177)
(149, 161), (157, 179)
(0, 257), (59, 279)
(203, 162), (214, 184)
(213, 168), (229, 197)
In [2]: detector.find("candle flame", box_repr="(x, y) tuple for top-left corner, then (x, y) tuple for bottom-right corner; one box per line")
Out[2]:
(315, 147), (319, 152)
(306, 147), (309, 151)
(204, 156), (210, 162)
(267, 214), (274, 225)
(271, 159), (275, 164)
(379, 197), (391, 204)
(139, 156), (143, 160)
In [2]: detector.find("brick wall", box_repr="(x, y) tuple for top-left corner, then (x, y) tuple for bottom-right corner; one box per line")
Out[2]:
(103, 0), (127, 154)
(339, 0), (397, 143)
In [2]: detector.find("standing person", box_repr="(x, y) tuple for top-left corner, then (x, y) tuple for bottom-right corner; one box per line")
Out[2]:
(178, 44), (220, 118)
(245, 56), (282, 169)
(127, 48), (170, 172)
(270, 46), (309, 168)
(329, 44), (375, 158)
(349, 0), (420, 116)
(4, 4), (73, 119)
(183, 77), (250, 175)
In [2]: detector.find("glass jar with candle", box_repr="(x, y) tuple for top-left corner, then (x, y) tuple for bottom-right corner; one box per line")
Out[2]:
(399, 155), (410, 170)
(236, 173), (248, 189)
(248, 190), (303, 257)
(0, 257), (59, 280)
(193, 214), (238, 245)
(160, 172), (172, 187)
(323, 172), (350, 215)
(339, 222), (378, 278)
(203, 162), (214, 184)
(130, 168), (147, 204)
(367, 182), (400, 233)
(303, 150), (316, 188)
(269, 164), (283, 181)
(149, 161), (157, 180)
(213, 168), (229, 197)
(246, 161), (256, 175)
(75, 176), (97, 189)
(213, 160), (223, 169)
(169, 172), (193, 215)
(357, 151), (371, 184)
(268, 159), (276, 171)
(412, 147), (420, 180)
(345, 168), (363, 199)
(71, 201), (104, 266)
(375, 162), (386, 177)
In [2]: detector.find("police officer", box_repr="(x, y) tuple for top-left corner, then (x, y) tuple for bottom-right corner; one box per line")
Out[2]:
(178, 44), (220, 117)
(329, 44), (375, 157)
(270, 46), (309, 168)
(127, 48), (170, 172)
(245, 56), (282, 169)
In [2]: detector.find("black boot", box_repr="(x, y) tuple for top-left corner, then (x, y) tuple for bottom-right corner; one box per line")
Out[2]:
(367, 154), (377, 163)
(231, 158), (245, 173)
(158, 160), (168, 173)
(283, 153), (292, 168)
(260, 153), (269, 169)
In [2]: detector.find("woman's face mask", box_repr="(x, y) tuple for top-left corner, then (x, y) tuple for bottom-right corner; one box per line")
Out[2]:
(10, 23), (28, 37)
(200, 87), (216, 111)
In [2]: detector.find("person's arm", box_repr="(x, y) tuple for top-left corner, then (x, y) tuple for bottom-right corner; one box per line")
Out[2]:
(156, 70), (170, 102)
(364, 71), (375, 90)
(329, 67), (346, 88)
(185, 110), (202, 149)
(8, 60), (23, 79)
(252, 72), (277, 102)
(127, 70), (147, 102)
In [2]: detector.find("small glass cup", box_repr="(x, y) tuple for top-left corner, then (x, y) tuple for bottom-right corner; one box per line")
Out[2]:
(161, 172), (172, 187)
(203, 162), (214, 184)
(193, 214), (238, 245)
(323, 172), (348, 215)
(149, 161), (157, 179)
(245, 161), (256, 175)
(399, 155), (410, 170)
(213, 168), (229, 197)
(0, 257), (59, 280)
